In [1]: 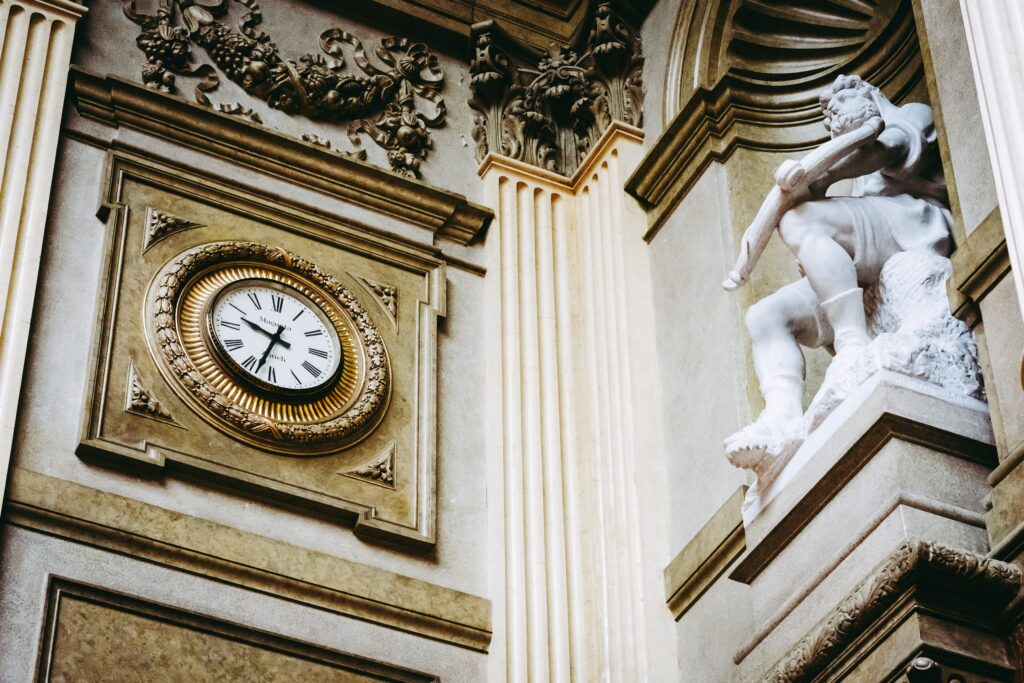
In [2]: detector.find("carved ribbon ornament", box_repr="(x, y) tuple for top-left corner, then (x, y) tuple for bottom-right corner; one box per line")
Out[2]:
(121, 0), (446, 177)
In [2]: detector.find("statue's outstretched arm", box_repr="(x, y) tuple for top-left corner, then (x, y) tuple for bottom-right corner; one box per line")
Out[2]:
(723, 117), (890, 291)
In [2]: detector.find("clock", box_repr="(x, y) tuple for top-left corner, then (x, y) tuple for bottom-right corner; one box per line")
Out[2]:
(146, 241), (391, 454)
(207, 281), (342, 395)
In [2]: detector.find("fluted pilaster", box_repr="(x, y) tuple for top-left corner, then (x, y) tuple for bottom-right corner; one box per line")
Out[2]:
(481, 122), (675, 682)
(0, 0), (85, 499)
(960, 0), (1024, 320)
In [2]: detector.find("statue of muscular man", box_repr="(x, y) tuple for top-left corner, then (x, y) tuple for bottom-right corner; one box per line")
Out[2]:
(724, 75), (952, 466)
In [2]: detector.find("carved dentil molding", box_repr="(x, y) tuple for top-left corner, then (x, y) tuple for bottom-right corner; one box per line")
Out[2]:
(469, 2), (643, 177)
(764, 540), (1020, 683)
(121, 0), (446, 178)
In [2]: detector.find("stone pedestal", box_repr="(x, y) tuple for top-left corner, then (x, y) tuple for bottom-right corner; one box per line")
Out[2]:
(728, 372), (1020, 681)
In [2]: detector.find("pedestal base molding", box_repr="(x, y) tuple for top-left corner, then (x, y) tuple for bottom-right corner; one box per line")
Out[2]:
(765, 540), (1020, 683)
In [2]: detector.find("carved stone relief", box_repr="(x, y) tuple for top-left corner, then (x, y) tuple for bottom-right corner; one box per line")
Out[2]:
(353, 273), (398, 328)
(764, 541), (1020, 682)
(343, 442), (396, 488)
(469, 2), (643, 177)
(121, 0), (446, 178)
(142, 206), (205, 252)
(125, 360), (178, 425)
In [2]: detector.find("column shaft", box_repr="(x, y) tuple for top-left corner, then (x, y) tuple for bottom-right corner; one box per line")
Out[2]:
(0, 0), (85, 503)
(960, 0), (1024, 319)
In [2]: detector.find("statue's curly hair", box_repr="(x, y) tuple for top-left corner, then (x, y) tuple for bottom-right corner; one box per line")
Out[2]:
(818, 74), (878, 111)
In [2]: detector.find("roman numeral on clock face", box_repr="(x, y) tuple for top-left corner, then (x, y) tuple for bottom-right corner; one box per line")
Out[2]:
(241, 355), (258, 371)
(247, 292), (262, 310)
(266, 366), (276, 383)
(272, 295), (283, 313)
(302, 360), (322, 378)
(220, 320), (240, 331)
(304, 329), (323, 337)
(308, 348), (329, 359)
(223, 338), (244, 351)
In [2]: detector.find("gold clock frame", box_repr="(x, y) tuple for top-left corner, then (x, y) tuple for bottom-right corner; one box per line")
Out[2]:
(147, 241), (391, 455)
(202, 277), (347, 398)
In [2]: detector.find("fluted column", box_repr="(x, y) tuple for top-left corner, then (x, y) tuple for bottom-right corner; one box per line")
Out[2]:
(0, 0), (85, 501)
(481, 122), (675, 682)
(960, 0), (1024, 320)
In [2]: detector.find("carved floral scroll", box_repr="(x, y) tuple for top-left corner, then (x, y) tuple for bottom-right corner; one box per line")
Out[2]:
(121, 0), (446, 177)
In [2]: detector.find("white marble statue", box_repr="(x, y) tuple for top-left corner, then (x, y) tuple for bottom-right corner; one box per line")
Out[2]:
(723, 74), (983, 485)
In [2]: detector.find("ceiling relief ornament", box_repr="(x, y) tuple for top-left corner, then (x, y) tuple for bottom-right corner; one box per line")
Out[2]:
(121, 0), (447, 178)
(143, 206), (205, 252)
(469, 2), (643, 177)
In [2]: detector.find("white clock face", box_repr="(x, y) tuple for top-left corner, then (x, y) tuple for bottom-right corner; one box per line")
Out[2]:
(209, 282), (342, 393)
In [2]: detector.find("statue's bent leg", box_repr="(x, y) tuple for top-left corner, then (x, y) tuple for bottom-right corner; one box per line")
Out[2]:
(779, 200), (875, 356)
(726, 279), (830, 463)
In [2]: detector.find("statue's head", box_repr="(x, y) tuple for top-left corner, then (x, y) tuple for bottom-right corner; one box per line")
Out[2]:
(820, 75), (884, 137)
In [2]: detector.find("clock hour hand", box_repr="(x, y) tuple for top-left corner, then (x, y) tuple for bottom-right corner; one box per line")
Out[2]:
(242, 317), (291, 349)
(256, 324), (286, 374)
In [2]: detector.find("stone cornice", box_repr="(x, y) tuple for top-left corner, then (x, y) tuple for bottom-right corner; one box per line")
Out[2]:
(949, 206), (1011, 323)
(69, 69), (492, 246)
(477, 120), (643, 190)
(663, 486), (746, 620)
(4, 468), (493, 652)
(307, 0), (654, 57)
(763, 540), (1020, 683)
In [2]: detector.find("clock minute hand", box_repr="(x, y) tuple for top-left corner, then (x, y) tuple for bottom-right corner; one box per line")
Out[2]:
(242, 317), (291, 349)
(256, 324), (285, 374)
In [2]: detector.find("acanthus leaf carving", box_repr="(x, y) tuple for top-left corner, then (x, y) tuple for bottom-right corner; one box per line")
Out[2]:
(352, 273), (398, 328)
(469, 2), (643, 177)
(143, 206), (205, 252)
(122, 0), (446, 178)
(764, 541), (1020, 683)
(343, 442), (396, 488)
(126, 360), (179, 425)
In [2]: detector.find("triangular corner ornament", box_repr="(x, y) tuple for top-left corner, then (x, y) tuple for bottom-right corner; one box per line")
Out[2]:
(352, 274), (398, 328)
(341, 442), (396, 488)
(125, 360), (179, 426)
(142, 206), (205, 252)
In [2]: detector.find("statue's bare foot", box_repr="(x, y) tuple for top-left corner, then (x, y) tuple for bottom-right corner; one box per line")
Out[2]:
(725, 410), (803, 472)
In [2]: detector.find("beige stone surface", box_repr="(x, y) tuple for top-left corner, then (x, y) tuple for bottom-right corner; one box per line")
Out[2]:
(0, 526), (486, 683)
(912, 0), (999, 238)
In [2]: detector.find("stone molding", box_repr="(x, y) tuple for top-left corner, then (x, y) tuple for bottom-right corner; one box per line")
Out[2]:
(4, 467), (492, 652)
(37, 577), (440, 682)
(663, 486), (746, 620)
(0, 0), (86, 518)
(948, 206), (1011, 324)
(469, 2), (643, 178)
(731, 374), (996, 584)
(324, 0), (654, 57)
(762, 540), (1020, 683)
(69, 69), (492, 246)
(627, 0), (922, 240)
